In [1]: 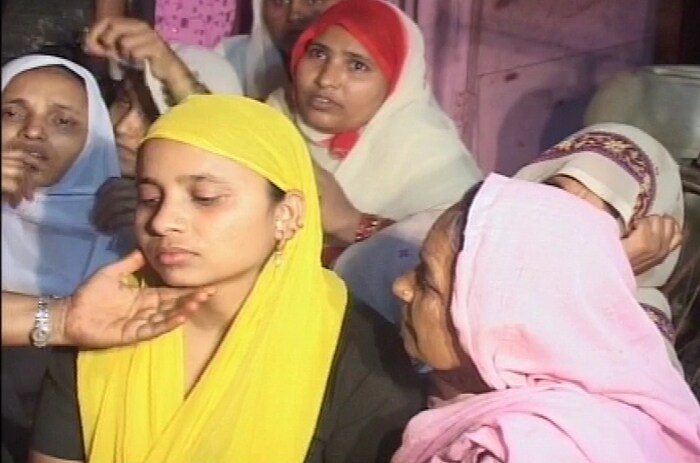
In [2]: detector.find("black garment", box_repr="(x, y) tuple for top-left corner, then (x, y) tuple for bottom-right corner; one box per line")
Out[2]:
(31, 300), (424, 462)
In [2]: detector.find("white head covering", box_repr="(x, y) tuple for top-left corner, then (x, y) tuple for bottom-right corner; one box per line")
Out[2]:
(217, 0), (288, 100)
(267, 1), (482, 220)
(144, 43), (244, 114)
(515, 123), (684, 368)
(1, 55), (123, 297)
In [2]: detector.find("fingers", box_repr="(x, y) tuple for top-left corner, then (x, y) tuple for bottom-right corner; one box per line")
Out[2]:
(624, 214), (682, 274)
(154, 285), (216, 305)
(2, 155), (34, 207)
(84, 17), (158, 66)
(101, 249), (146, 278)
(129, 287), (215, 342)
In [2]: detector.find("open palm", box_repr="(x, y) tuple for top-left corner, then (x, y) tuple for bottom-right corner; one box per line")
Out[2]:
(64, 250), (214, 348)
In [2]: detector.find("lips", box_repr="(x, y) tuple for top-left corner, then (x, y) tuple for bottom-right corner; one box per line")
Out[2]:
(307, 93), (341, 112)
(23, 151), (48, 170)
(155, 247), (197, 266)
(7, 141), (49, 169)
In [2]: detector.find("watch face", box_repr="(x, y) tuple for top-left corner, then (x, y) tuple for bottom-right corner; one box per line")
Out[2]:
(31, 327), (50, 347)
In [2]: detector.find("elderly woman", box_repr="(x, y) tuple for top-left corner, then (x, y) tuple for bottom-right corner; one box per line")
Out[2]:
(515, 123), (685, 370)
(267, 0), (482, 323)
(1, 55), (124, 461)
(390, 174), (700, 463)
(29, 95), (422, 463)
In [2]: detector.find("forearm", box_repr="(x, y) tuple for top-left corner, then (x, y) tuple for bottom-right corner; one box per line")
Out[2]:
(1, 292), (68, 346)
(93, 0), (127, 21)
(161, 62), (211, 106)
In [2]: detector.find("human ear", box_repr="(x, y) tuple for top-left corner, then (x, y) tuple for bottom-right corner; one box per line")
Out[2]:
(273, 190), (305, 243)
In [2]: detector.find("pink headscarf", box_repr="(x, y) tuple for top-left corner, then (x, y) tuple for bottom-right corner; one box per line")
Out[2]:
(393, 174), (700, 463)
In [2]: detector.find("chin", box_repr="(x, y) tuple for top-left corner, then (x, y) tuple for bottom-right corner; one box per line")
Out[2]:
(300, 110), (343, 134)
(153, 266), (211, 288)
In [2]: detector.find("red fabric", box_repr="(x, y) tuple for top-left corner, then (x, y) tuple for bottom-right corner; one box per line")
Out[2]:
(290, 0), (407, 158)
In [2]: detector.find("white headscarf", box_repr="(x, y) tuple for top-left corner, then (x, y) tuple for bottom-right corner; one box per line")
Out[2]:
(144, 43), (244, 114)
(1, 55), (123, 297)
(216, 0), (288, 99)
(515, 123), (684, 368)
(267, 1), (482, 220)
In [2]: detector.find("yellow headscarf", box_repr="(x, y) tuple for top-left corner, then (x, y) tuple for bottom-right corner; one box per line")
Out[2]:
(77, 95), (348, 462)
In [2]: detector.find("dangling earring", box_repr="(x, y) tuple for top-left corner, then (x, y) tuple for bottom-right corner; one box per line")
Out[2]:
(274, 220), (285, 266)
(273, 243), (284, 267)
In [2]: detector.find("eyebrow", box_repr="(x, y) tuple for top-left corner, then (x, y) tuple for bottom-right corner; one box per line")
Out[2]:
(310, 40), (374, 64)
(137, 174), (230, 185)
(4, 98), (83, 116)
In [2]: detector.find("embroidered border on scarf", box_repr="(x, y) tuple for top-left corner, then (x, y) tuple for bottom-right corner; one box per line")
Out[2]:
(640, 303), (676, 343)
(536, 131), (656, 222)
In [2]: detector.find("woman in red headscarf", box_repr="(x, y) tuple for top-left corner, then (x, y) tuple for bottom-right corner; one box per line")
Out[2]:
(267, 0), (482, 324)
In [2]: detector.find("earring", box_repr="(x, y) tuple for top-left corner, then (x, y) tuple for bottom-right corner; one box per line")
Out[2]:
(275, 220), (284, 237)
(274, 220), (285, 266)
(273, 245), (284, 267)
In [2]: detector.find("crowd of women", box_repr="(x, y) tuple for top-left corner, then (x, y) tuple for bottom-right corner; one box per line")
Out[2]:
(2, 1), (698, 462)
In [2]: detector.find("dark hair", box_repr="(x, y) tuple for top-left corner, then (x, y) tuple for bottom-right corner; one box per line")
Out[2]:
(268, 181), (286, 201)
(452, 181), (484, 253)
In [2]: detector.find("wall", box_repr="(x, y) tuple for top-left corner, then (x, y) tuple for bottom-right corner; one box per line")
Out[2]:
(395, 0), (657, 175)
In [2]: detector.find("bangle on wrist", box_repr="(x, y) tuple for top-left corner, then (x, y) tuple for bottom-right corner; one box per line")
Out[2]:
(354, 214), (395, 243)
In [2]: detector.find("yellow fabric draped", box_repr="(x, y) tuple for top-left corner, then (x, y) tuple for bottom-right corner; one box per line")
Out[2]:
(77, 95), (348, 463)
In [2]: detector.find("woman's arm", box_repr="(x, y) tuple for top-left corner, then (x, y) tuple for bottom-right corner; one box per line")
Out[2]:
(84, 17), (210, 104)
(1, 292), (70, 346)
(2, 251), (214, 348)
(313, 164), (395, 245)
(93, 0), (127, 22)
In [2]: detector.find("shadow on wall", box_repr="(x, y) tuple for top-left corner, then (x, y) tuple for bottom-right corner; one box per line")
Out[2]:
(494, 86), (591, 176)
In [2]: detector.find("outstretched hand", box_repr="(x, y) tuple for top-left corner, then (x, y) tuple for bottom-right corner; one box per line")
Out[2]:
(61, 250), (215, 348)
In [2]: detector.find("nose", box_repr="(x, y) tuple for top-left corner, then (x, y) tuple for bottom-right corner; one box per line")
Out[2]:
(115, 107), (145, 140)
(20, 113), (47, 141)
(148, 196), (187, 236)
(315, 61), (341, 89)
(393, 270), (415, 303)
(288, 0), (311, 22)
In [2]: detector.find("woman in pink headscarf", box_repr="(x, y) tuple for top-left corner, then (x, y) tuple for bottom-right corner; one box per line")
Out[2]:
(392, 174), (700, 463)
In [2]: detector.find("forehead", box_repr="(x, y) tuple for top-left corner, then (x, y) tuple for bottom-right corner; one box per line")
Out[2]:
(422, 207), (461, 266)
(314, 25), (371, 54)
(3, 66), (86, 106)
(139, 139), (266, 184)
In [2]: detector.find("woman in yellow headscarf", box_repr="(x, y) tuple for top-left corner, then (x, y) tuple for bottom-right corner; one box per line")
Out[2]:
(29, 95), (422, 463)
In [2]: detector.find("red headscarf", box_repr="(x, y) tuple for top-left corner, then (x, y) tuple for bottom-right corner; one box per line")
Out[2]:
(290, 0), (408, 158)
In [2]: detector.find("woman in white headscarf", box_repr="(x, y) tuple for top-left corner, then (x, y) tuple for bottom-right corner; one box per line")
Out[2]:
(267, 0), (482, 323)
(1, 54), (123, 451)
(515, 122), (685, 371)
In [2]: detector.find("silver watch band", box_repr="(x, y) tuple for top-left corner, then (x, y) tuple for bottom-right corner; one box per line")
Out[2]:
(30, 296), (52, 348)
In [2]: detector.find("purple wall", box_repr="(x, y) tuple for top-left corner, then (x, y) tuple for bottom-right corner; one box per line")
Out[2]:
(393, 0), (657, 175)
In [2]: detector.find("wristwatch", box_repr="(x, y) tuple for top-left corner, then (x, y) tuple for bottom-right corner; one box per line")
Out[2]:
(30, 297), (52, 348)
